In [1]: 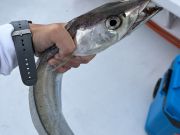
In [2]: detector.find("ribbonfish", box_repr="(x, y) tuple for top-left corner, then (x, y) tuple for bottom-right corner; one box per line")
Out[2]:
(29, 0), (162, 135)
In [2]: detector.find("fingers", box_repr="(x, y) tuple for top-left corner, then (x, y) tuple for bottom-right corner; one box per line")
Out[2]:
(48, 54), (62, 65)
(49, 24), (76, 58)
(54, 55), (96, 73)
(40, 23), (96, 73)
(63, 55), (95, 68)
(56, 66), (71, 73)
(73, 55), (96, 64)
(63, 60), (80, 68)
(48, 59), (58, 66)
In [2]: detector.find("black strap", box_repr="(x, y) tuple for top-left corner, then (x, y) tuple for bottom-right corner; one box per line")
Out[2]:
(11, 20), (37, 86)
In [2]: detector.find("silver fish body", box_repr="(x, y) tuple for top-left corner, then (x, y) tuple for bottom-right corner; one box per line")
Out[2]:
(29, 0), (162, 135)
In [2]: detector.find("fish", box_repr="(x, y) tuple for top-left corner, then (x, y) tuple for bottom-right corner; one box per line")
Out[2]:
(29, 0), (162, 135)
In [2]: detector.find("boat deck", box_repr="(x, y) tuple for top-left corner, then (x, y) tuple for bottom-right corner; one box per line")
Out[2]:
(0, 0), (179, 135)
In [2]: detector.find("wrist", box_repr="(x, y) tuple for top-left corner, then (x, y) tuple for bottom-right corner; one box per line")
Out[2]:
(29, 23), (34, 33)
(29, 23), (39, 34)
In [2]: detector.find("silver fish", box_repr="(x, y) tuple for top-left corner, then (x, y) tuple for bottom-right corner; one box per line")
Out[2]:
(29, 0), (162, 135)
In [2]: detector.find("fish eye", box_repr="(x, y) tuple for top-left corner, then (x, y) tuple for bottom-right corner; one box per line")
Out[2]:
(105, 16), (122, 30)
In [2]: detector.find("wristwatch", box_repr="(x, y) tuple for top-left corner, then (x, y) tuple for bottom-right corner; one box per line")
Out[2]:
(11, 20), (37, 86)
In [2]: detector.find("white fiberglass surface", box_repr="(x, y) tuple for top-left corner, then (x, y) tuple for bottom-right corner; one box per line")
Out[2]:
(0, 0), (179, 135)
(153, 0), (180, 17)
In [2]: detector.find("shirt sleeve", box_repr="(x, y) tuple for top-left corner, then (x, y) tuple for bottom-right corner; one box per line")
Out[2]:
(0, 24), (18, 75)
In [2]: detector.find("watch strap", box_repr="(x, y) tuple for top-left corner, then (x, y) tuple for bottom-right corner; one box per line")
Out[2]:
(11, 20), (37, 86)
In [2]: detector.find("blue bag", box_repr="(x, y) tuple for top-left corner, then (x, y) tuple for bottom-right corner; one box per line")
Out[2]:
(145, 55), (180, 135)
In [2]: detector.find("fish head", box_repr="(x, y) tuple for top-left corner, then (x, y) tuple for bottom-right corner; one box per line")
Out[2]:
(68, 0), (162, 56)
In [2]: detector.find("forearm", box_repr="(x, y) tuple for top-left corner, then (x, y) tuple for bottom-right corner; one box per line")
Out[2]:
(0, 24), (17, 75)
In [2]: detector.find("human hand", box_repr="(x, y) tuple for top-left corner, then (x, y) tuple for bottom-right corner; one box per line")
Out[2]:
(29, 23), (95, 73)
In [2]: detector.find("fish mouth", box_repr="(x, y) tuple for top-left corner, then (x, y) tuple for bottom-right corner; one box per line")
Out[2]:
(129, 1), (163, 32)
